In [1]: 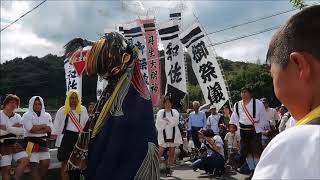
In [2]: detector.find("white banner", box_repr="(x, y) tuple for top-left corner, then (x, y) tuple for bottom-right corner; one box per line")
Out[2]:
(169, 9), (182, 21)
(179, 23), (229, 110)
(122, 22), (150, 89)
(158, 20), (187, 94)
(64, 59), (82, 98)
(96, 76), (108, 100)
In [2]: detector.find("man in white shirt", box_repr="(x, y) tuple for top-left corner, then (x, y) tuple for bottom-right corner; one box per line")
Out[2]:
(260, 98), (279, 147)
(206, 105), (222, 135)
(253, 5), (320, 179)
(230, 87), (268, 177)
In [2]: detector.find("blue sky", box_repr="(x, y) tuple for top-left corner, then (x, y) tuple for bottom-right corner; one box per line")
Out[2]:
(0, 1), (317, 63)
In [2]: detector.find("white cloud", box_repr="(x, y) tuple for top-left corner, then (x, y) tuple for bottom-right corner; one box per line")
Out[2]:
(1, 22), (61, 62)
(0, 1), (302, 63)
(1, 1), (30, 21)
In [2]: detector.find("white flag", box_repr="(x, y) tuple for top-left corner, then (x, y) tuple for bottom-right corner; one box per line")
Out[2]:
(158, 20), (187, 94)
(122, 22), (150, 89)
(179, 23), (229, 110)
(64, 59), (82, 98)
(96, 76), (108, 100)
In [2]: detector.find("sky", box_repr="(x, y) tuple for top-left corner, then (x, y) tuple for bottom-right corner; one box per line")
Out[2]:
(0, 0), (318, 64)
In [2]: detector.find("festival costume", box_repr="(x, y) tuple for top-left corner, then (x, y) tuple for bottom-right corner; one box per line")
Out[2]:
(156, 109), (183, 148)
(64, 32), (159, 180)
(52, 90), (89, 162)
(230, 98), (268, 170)
(0, 111), (27, 167)
(23, 96), (53, 163)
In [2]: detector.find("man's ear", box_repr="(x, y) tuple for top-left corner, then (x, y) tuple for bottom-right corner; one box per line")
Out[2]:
(289, 52), (311, 82)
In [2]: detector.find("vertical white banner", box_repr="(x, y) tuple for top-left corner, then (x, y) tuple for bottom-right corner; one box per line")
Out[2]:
(64, 59), (82, 98)
(96, 76), (108, 100)
(158, 20), (187, 94)
(169, 9), (182, 30)
(122, 22), (150, 89)
(179, 23), (229, 110)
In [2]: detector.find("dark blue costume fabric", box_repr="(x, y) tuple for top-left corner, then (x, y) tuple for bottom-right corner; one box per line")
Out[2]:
(88, 85), (158, 180)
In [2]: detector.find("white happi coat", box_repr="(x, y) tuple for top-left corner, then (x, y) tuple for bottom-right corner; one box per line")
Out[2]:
(155, 109), (183, 146)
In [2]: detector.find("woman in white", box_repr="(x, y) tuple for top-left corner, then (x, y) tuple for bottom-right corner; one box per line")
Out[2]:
(52, 89), (88, 180)
(156, 96), (182, 169)
(23, 96), (53, 180)
(0, 94), (29, 180)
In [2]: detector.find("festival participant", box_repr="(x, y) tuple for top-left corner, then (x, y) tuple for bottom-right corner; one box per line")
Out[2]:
(52, 90), (89, 180)
(188, 101), (206, 149)
(87, 102), (95, 115)
(206, 105), (221, 136)
(64, 32), (159, 180)
(156, 95), (182, 174)
(23, 96), (53, 180)
(253, 5), (320, 179)
(0, 94), (29, 180)
(230, 87), (268, 178)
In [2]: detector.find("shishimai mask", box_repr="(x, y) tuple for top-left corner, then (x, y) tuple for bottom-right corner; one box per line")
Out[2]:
(64, 32), (136, 80)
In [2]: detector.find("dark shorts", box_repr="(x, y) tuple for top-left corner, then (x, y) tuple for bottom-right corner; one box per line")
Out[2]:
(57, 130), (79, 162)
(240, 126), (263, 157)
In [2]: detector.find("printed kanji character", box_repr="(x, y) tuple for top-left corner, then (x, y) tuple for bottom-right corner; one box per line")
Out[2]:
(150, 71), (158, 80)
(149, 47), (155, 58)
(199, 61), (217, 83)
(148, 36), (154, 45)
(168, 62), (182, 84)
(192, 40), (209, 63)
(207, 82), (225, 104)
(139, 58), (147, 70)
(135, 41), (145, 55)
(150, 83), (159, 93)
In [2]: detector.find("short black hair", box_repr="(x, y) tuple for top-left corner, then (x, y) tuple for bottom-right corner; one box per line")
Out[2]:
(162, 95), (172, 105)
(267, 5), (320, 68)
(241, 86), (252, 94)
(202, 129), (215, 138)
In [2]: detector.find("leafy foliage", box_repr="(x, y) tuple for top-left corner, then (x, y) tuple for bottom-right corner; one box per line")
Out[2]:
(0, 54), (97, 109)
(290, 0), (306, 9)
(0, 53), (279, 110)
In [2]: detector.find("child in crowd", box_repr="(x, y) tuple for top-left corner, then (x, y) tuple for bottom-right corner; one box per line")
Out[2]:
(224, 123), (241, 169)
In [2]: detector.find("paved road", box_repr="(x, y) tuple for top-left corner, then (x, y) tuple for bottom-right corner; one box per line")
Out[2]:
(160, 164), (249, 180)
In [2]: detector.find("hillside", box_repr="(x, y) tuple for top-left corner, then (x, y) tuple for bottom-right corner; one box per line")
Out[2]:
(0, 53), (279, 109)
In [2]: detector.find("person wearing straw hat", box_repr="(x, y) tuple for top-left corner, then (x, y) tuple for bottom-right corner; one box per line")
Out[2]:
(253, 5), (320, 179)
(52, 90), (89, 180)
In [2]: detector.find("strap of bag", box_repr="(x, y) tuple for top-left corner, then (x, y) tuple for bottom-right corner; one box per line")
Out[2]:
(69, 111), (82, 132)
(162, 109), (175, 142)
(241, 102), (257, 130)
(62, 114), (69, 134)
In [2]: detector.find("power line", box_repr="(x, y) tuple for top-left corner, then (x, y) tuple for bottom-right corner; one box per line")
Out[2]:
(209, 25), (280, 47)
(1, 0), (47, 32)
(207, 2), (319, 46)
(206, 8), (297, 35)
(206, 2), (319, 36)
